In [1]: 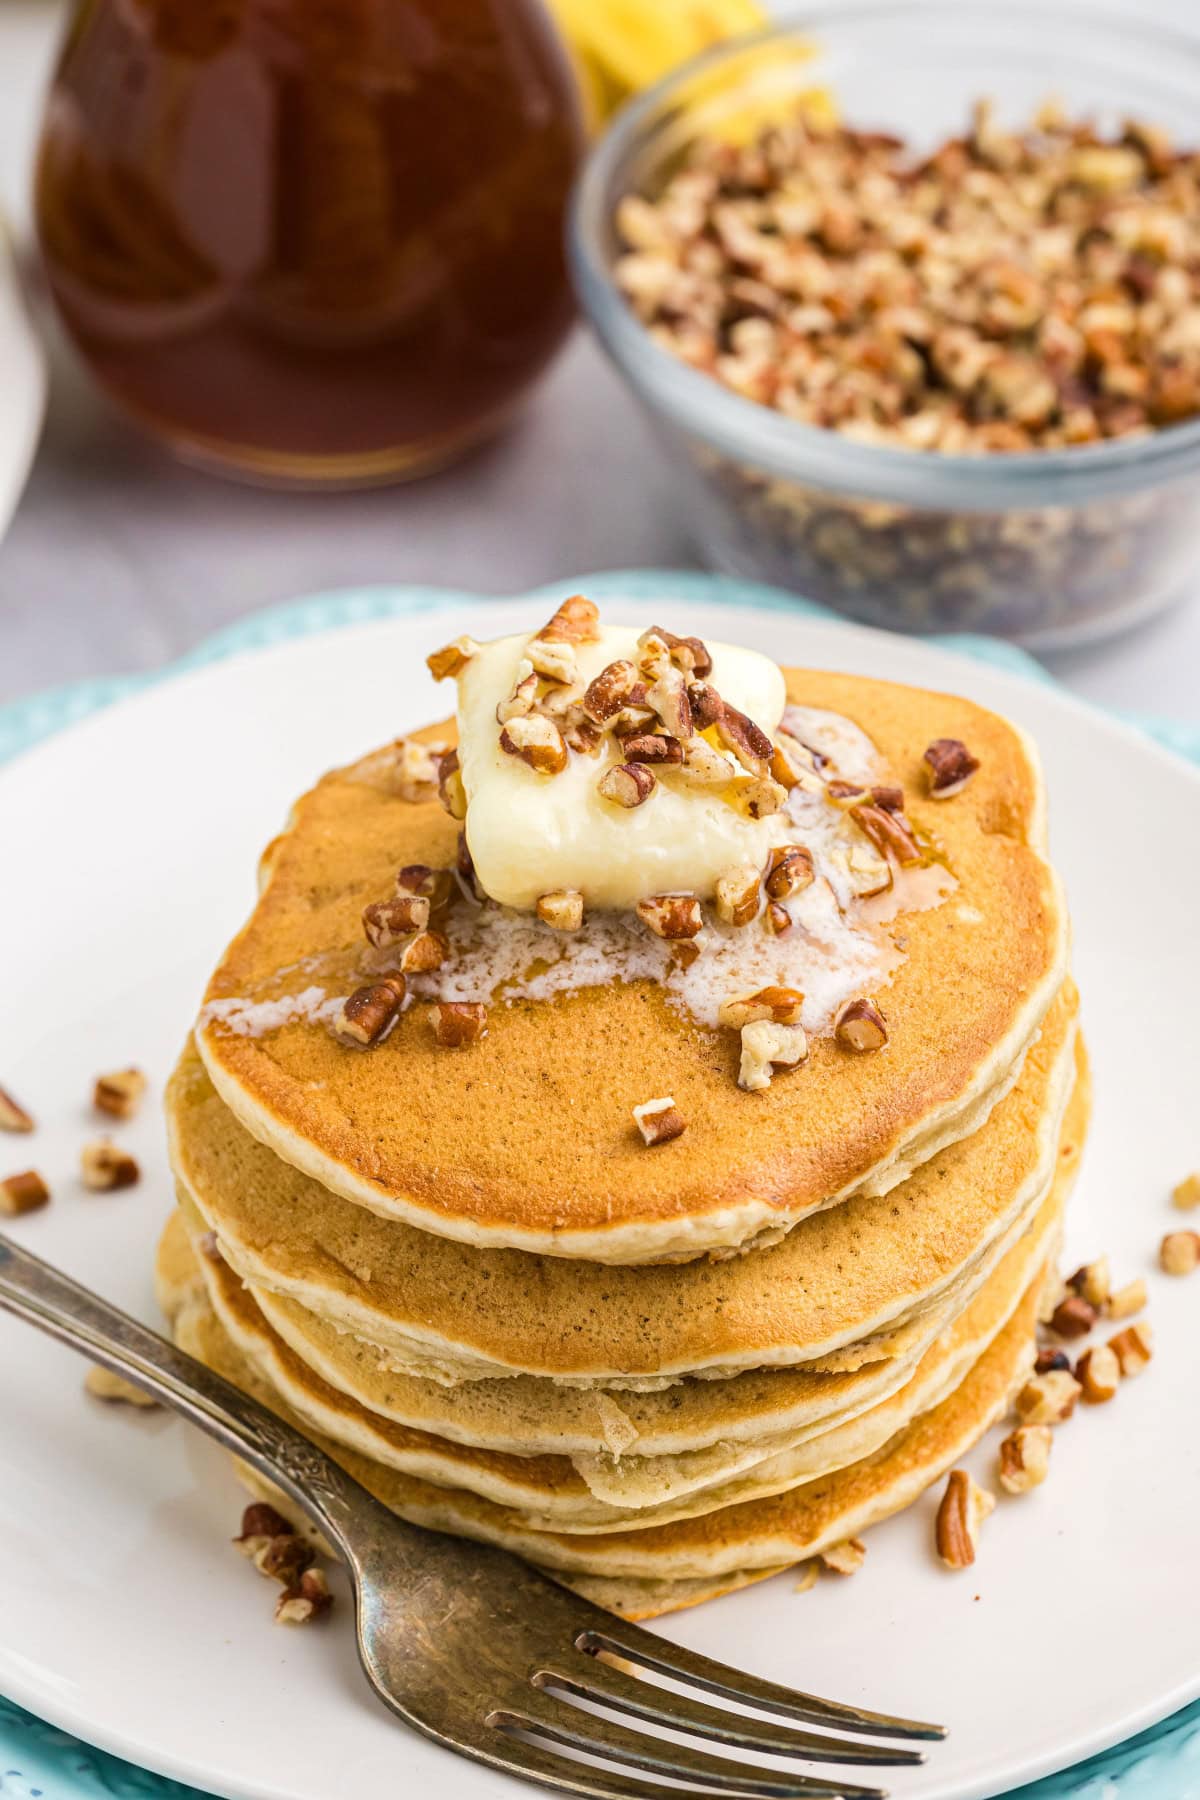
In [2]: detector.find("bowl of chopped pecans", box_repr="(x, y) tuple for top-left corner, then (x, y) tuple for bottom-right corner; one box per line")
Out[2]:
(570, 1), (1200, 644)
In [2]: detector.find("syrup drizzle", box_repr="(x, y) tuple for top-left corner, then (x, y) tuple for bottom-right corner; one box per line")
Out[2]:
(201, 703), (955, 1043)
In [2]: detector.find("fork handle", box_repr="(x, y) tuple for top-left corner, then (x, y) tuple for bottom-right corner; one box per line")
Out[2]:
(0, 1230), (372, 1555)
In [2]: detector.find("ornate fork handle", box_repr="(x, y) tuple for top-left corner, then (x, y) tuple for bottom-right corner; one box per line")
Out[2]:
(0, 1231), (372, 1554)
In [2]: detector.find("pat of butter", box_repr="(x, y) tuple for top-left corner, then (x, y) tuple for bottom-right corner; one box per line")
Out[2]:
(455, 627), (788, 911)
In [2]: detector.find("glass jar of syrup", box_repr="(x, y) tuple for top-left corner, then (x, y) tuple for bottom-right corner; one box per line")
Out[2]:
(35, 0), (585, 486)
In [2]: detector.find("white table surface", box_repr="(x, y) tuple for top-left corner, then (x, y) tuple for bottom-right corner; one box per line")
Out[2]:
(0, 0), (1197, 723)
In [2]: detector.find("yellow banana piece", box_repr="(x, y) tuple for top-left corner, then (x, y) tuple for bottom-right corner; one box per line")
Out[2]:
(551, 0), (766, 97)
(545, 0), (834, 134)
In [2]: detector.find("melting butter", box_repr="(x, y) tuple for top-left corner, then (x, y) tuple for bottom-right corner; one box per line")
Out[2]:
(455, 627), (787, 911)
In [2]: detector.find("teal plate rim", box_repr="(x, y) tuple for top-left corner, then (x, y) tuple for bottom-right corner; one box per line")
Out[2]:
(1, 566), (1198, 1800)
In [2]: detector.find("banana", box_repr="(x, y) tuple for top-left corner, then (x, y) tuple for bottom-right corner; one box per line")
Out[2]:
(544, 0), (834, 134)
(549, 0), (767, 99)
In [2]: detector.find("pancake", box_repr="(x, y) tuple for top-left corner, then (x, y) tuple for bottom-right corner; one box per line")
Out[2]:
(168, 982), (1080, 1387)
(194, 669), (1068, 1263)
(167, 1029), (1083, 1488)
(154, 1203), (207, 1318)
(171, 1188), (947, 1461)
(251, 1247), (946, 1455)
(565, 1564), (786, 1622)
(166, 1153), (1066, 1529)
(168, 1266), (1042, 1604)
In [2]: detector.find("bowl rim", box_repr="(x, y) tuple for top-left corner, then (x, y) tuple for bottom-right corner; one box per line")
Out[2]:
(568, 0), (1200, 509)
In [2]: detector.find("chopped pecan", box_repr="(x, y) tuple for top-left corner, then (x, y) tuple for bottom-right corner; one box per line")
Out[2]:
(731, 775), (788, 819)
(719, 986), (804, 1028)
(94, 1068), (147, 1121)
(825, 780), (867, 808)
(607, 702), (658, 737)
(564, 716), (604, 756)
(1172, 1170), (1200, 1210)
(636, 894), (703, 940)
(770, 729), (822, 791)
(632, 1097), (687, 1146)
(998, 1425), (1052, 1494)
(1076, 1343), (1120, 1403)
(334, 978), (405, 1047)
(686, 681), (725, 730)
(543, 692), (598, 752)
(535, 593), (600, 646)
(765, 900), (793, 935)
(426, 635), (480, 681)
(1108, 1321), (1153, 1377)
(80, 1139), (140, 1192)
(363, 895), (430, 946)
(235, 1503), (292, 1543)
(397, 864), (455, 910)
(84, 1367), (157, 1406)
(0, 1169), (50, 1215)
(1105, 1278), (1146, 1319)
(714, 703), (773, 777)
(1048, 1294), (1097, 1339)
(528, 638), (578, 685)
(832, 842), (893, 898)
(253, 1534), (317, 1587)
(276, 1567), (333, 1625)
(233, 1506), (315, 1579)
(647, 664), (693, 740)
(1015, 1368), (1082, 1424)
(583, 659), (643, 723)
(633, 627), (672, 679)
(380, 737), (443, 804)
(923, 738), (980, 798)
(1034, 1347), (1072, 1376)
(819, 1538), (866, 1575)
(499, 714), (568, 776)
(677, 737), (735, 786)
(0, 1085), (34, 1134)
(598, 762), (656, 808)
(852, 802), (923, 867)
(618, 107), (1200, 465)
(765, 845), (815, 900)
(537, 890), (584, 931)
(935, 1470), (995, 1569)
(834, 996), (888, 1052)
(1066, 1258), (1110, 1309)
(539, 681), (586, 721)
(397, 930), (449, 974)
(621, 733), (683, 765)
(1160, 1230), (1200, 1276)
(525, 601), (600, 684)
(429, 1002), (488, 1047)
(642, 625), (712, 679)
(713, 864), (760, 927)
(871, 785), (905, 812)
(496, 661), (539, 724)
(738, 1020), (808, 1091)
(670, 939), (705, 969)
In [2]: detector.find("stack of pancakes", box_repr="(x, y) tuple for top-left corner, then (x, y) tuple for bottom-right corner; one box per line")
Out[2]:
(157, 666), (1082, 1619)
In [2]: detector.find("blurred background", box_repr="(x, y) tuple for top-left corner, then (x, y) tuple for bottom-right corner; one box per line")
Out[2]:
(1, 0), (1199, 713)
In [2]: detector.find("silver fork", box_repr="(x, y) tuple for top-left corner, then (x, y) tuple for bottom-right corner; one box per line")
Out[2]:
(0, 1233), (944, 1800)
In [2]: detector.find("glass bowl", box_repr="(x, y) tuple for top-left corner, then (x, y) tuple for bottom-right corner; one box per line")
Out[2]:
(569, 2), (1200, 646)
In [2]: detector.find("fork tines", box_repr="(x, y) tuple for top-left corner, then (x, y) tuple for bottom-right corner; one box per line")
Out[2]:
(481, 1616), (945, 1800)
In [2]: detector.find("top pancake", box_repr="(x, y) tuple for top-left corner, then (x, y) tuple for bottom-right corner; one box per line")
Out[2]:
(195, 666), (1068, 1262)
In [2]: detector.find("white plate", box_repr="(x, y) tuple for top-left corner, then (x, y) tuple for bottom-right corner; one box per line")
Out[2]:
(1, 597), (1198, 1800)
